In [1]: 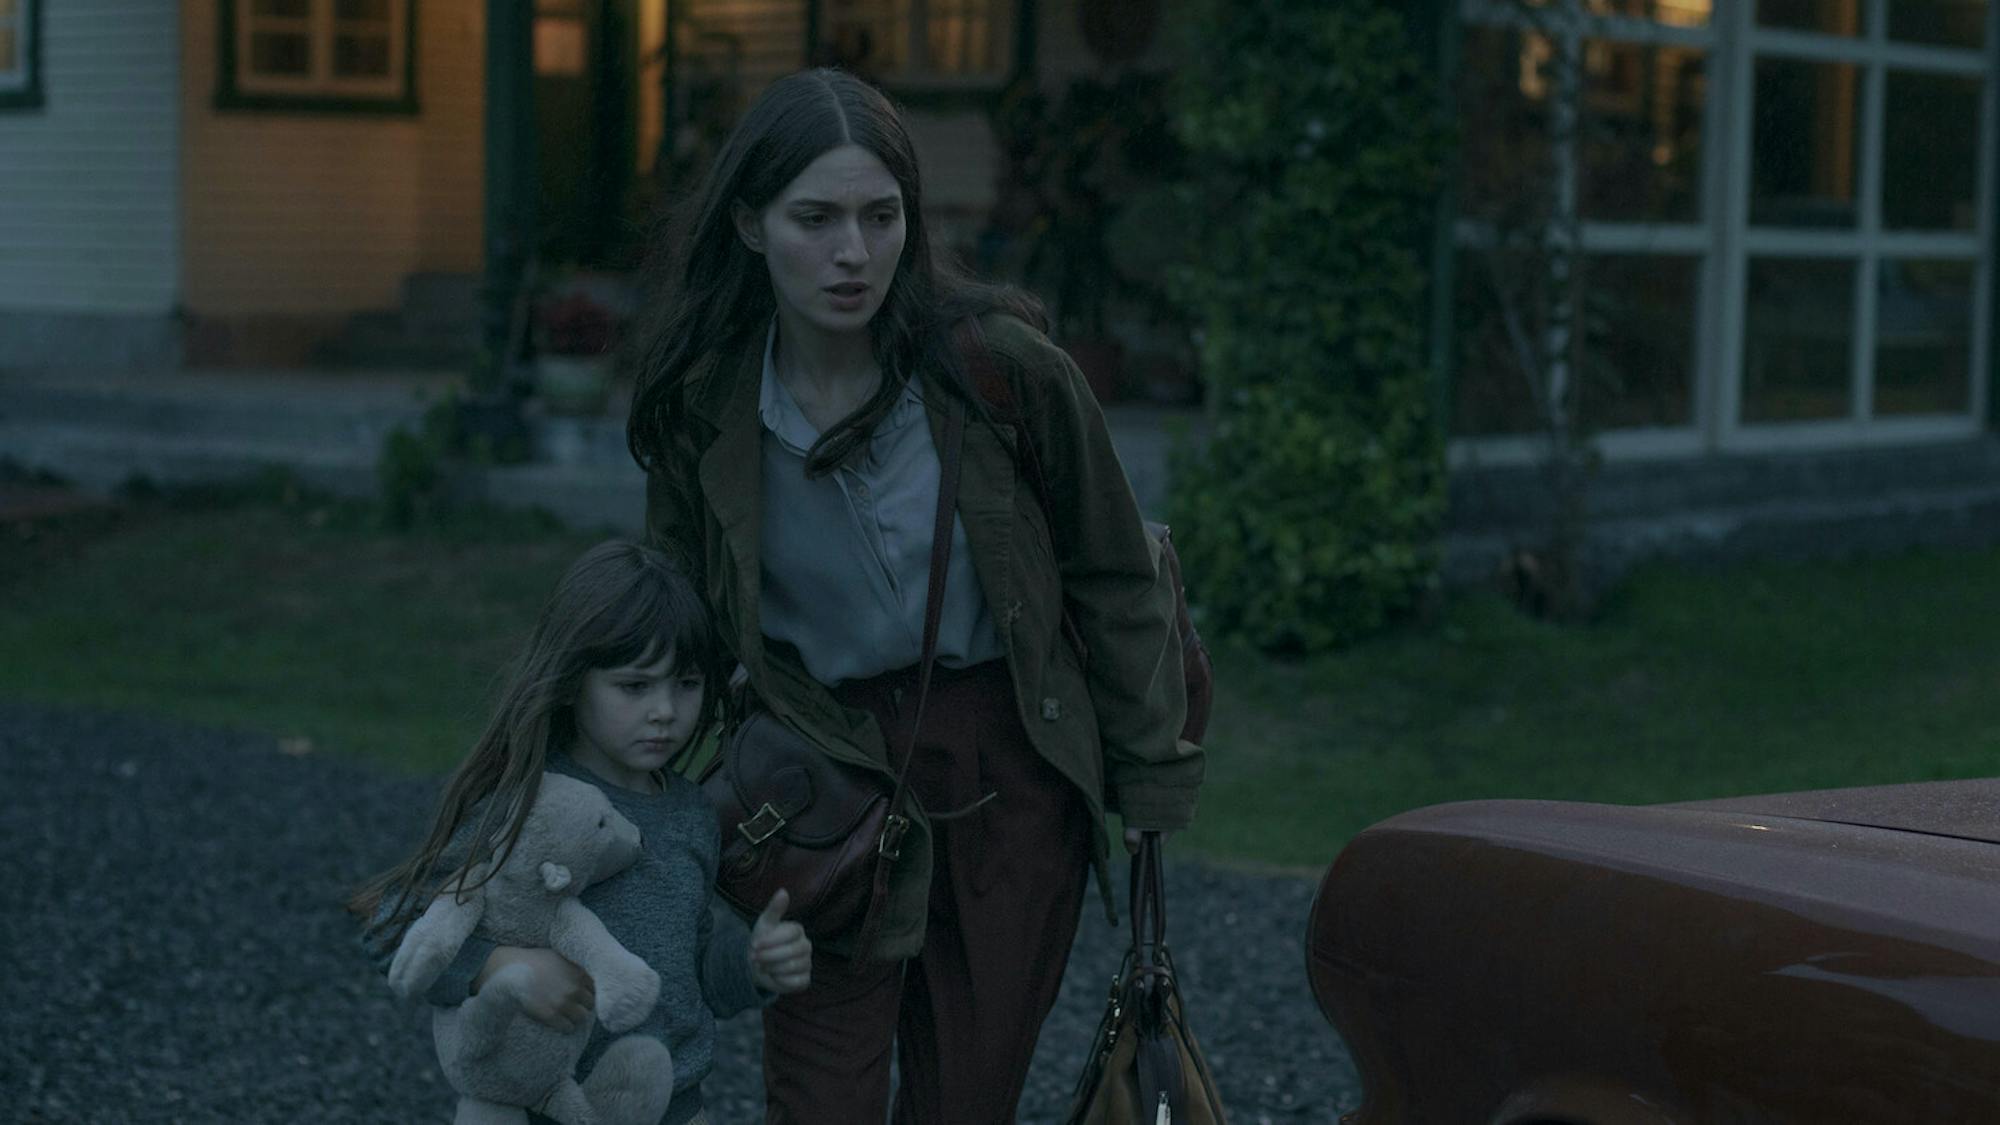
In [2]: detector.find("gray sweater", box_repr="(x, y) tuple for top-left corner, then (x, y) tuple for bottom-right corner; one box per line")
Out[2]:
(363, 754), (767, 1125)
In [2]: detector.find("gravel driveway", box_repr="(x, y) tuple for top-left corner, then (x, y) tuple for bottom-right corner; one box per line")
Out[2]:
(2, 701), (1360, 1123)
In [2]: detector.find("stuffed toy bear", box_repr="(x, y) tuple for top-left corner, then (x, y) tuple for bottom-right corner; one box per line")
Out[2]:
(389, 773), (675, 1125)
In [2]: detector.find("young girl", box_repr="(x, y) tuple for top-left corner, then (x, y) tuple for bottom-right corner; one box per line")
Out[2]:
(351, 540), (812, 1125)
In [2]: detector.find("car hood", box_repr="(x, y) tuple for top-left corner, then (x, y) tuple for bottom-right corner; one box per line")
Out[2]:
(1669, 776), (2000, 846)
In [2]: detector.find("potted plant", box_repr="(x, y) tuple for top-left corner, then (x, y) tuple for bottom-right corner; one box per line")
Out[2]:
(531, 275), (627, 416)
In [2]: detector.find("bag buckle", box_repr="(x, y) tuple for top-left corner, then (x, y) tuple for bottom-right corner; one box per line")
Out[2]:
(878, 814), (910, 860)
(738, 803), (787, 847)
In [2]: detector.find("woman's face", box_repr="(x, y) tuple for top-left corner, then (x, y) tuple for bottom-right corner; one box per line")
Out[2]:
(735, 143), (908, 339)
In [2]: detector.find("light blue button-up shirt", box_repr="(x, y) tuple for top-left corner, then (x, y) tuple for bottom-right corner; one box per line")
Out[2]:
(756, 321), (1004, 686)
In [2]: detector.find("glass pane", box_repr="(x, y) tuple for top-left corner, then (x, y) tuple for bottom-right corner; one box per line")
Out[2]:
(1581, 41), (1707, 222)
(253, 0), (313, 18)
(925, 0), (999, 75)
(1451, 251), (1542, 437)
(1581, 254), (1699, 429)
(334, 33), (391, 77)
(1585, 0), (1714, 25)
(1760, 0), (1868, 33)
(1876, 259), (1975, 415)
(1751, 58), (1861, 227)
(533, 18), (586, 76)
(823, 0), (909, 74)
(1458, 25), (1553, 224)
(1742, 258), (1856, 422)
(250, 32), (313, 76)
(336, 0), (392, 20)
(1883, 71), (1982, 230)
(1890, 0), (1987, 46)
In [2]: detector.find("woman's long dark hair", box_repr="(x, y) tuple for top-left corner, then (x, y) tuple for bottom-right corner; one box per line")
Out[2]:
(346, 541), (725, 942)
(626, 67), (1045, 478)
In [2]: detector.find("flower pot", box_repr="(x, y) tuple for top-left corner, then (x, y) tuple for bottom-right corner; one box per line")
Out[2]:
(534, 354), (612, 416)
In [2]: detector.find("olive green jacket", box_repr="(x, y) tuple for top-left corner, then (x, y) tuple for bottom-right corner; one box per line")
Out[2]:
(643, 314), (1202, 959)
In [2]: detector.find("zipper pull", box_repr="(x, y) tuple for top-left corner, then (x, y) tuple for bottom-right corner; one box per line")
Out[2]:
(1155, 1091), (1170, 1125)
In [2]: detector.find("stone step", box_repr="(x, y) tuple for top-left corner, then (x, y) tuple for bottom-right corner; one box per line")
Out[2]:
(310, 311), (480, 371)
(0, 370), (449, 453)
(1444, 479), (2000, 586)
(0, 420), (385, 498)
(1450, 437), (2000, 532)
(399, 272), (483, 337)
(0, 417), (648, 536)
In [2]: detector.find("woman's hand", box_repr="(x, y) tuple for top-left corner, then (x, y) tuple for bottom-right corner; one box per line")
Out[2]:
(748, 889), (813, 995)
(475, 946), (596, 1032)
(1123, 827), (1174, 854)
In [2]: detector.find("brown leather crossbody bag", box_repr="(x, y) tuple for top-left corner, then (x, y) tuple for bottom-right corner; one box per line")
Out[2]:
(699, 398), (966, 953)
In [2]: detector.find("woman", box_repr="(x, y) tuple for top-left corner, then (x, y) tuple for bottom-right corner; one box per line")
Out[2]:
(626, 67), (1202, 1124)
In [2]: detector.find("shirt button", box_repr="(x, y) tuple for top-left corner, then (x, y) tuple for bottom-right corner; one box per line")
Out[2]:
(1041, 698), (1062, 721)
(854, 483), (870, 498)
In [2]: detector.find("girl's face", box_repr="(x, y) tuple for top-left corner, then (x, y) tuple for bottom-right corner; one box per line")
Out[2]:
(570, 645), (706, 792)
(734, 143), (907, 340)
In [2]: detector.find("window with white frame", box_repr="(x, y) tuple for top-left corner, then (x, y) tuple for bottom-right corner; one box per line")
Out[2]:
(0, 0), (38, 106)
(819, 0), (1015, 85)
(223, 0), (414, 110)
(1452, 0), (1993, 457)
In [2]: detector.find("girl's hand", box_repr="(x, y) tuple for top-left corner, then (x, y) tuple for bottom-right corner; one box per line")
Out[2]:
(1123, 827), (1174, 854)
(748, 889), (812, 995)
(475, 946), (596, 1031)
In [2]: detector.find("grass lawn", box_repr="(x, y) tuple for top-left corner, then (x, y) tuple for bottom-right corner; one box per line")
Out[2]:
(4, 486), (1998, 872)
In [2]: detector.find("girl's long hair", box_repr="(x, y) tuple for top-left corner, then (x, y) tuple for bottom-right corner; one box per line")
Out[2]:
(626, 67), (1045, 479)
(346, 541), (724, 942)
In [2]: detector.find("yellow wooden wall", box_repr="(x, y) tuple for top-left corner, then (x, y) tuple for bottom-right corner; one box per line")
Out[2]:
(178, 0), (485, 318)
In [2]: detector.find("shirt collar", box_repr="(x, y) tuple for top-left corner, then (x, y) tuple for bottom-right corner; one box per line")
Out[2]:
(756, 319), (927, 459)
(757, 320), (820, 457)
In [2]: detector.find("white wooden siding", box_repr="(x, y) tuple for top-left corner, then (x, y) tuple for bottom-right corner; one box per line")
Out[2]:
(180, 0), (484, 318)
(0, 1), (181, 314)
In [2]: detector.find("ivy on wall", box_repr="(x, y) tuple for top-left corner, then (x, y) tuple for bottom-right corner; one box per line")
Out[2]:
(1165, 0), (1450, 653)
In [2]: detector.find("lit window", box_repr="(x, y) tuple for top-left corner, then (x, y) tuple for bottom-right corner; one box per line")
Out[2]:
(820, 0), (1015, 85)
(0, 0), (41, 110)
(220, 0), (415, 112)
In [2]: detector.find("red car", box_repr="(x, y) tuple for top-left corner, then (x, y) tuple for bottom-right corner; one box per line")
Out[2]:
(1307, 779), (2000, 1123)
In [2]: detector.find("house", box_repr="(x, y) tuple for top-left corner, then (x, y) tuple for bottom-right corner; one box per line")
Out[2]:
(2, 0), (1995, 559)
(0, 0), (1165, 371)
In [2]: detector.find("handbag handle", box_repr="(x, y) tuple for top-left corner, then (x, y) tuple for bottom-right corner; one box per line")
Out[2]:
(1129, 830), (1168, 968)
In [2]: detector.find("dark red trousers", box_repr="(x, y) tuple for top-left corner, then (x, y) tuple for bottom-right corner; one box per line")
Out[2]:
(761, 659), (1093, 1125)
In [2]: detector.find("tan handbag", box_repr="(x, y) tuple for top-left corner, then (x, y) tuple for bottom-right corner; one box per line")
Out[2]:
(1065, 833), (1230, 1125)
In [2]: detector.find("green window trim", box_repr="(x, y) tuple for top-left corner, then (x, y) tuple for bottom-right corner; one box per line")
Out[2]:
(0, 0), (45, 112)
(805, 0), (1033, 112)
(216, 0), (420, 116)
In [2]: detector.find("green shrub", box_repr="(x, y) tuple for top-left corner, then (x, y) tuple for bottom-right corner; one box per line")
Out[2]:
(1165, 0), (1449, 653)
